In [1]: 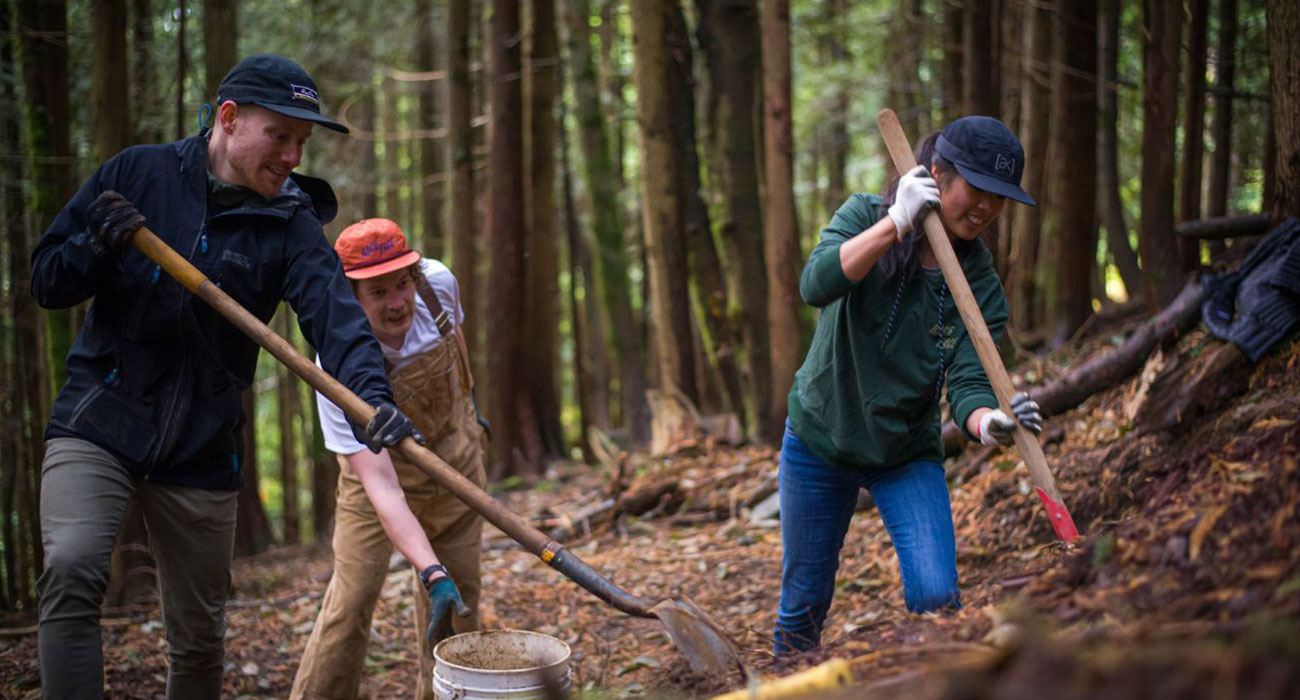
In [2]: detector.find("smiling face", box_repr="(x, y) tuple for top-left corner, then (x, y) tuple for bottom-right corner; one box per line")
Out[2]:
(214, 102), (314, 198)
(353, 266), (418, 349)
(932, 165), (1008, 241)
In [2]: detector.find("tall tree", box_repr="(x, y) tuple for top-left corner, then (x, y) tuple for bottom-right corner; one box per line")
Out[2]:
(524, 0), (565, 460)
(664, 2), (745, 422)
(132, 0), (160, 144)
(93, 0), (130, 161)
(307, 393), (336, 541)
(565, 0), (649, 439)
(277, 310), (301, 545)
(234, 390), (272, 555)
(942, 0), (963, 124)
(1179, 0), (1209, 240)
(1008, 0), (1049, 335)
(696, 0), (770, 438)
(416, 0), (444, 255)
(175, 0), (187, 139)
(447, 0), (478, 375)
(1266, 0), (1300, 220)
(1051, 0), (1098, 343)
(1139, 0), (1184, 306)
(202, 0), (237, 99)
(822, 0), (849, 215)
(630, 0), (698, 407)
(761, 0), (803, 442)
(1206, 0), (1237, 220)
(1097, 0), (1143, 300)
(486, 0), (526, 477)
(962, 0), (999, 117)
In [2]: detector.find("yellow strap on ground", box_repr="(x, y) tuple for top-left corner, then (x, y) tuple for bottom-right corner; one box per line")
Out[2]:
(709, 658), (853, 700)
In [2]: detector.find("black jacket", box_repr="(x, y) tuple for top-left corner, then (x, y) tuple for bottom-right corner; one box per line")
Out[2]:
(31, 134), (392, 490)
(1202, 217), (1300, 363)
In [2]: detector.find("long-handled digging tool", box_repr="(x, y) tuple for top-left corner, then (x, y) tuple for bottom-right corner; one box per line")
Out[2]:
(129, 225), (747, 677)
(876, 109), (1080, 543)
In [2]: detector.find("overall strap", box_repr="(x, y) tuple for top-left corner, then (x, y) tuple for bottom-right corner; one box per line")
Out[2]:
(413, 271), (455, 337)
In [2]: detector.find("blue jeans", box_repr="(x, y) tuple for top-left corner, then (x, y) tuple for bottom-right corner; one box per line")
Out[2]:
(773, 422), (960, 655)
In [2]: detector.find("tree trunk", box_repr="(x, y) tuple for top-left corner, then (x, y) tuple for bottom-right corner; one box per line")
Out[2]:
(1178, 0), (1209, 270)
(696, 0), (770, 439)
(202, 0), (237, 100)
(176, 0), (187, 139)
(93, 0), (130, 161)
(382, 76), (401, 219)
(822, 0), (849, 217)
(630, 0), (698, 407)
(1139, 0), (1184, 306)
(1051, 0), (1098, 344)
(761, 0), (803, 443)
(524, 0), (565, 460)
(235, 389), (272, 555)
(487, 0), (527, 478)
(448, 0), (479, 380)
(277, 310), (301, 545)
(353, 88), (379, 220)
(417, 0), (444, 255)
(1097, 0), (1143, 299)
(962, 0), (999, 117)
(307, 387), (336, 542)
(1009, 0), (1049, 336)
(565, 0), (649, 441)
(1206, 0), (1237, 220)
(132, 0), (160, 144)
(942, 0), (963, 125)
(1266, 0), (1300, 220)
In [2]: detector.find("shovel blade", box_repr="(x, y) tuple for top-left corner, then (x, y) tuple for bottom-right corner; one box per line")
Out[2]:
(650, 597), (746, 677)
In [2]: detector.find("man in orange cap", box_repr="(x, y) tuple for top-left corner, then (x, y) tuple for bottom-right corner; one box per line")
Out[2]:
(292, 219), (486, 700)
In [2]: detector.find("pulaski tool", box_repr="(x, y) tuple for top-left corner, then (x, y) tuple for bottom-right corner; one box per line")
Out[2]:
(128, 225), (747, 677)
(876, 109), (1080, 543)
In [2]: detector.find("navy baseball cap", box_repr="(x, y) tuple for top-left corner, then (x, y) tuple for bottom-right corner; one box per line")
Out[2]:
(216, 54), (349, 134)
(935, 116), (1035, 206)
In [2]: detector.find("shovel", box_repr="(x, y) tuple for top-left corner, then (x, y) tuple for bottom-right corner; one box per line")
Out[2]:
(129, 225), (747, 677)
(876, 109), (1080, 543)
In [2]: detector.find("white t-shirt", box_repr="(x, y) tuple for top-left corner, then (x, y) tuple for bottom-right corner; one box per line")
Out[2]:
(316, 258), (464, 456)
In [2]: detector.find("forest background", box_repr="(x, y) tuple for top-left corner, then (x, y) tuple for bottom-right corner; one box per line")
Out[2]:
(2, 0), (1298, 617)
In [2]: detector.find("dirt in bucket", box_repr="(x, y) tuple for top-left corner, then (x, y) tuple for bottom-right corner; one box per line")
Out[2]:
(438, 630), (568, 672)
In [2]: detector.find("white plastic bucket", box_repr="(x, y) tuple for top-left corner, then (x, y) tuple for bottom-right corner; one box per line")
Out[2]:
(432, 629), (572, 699)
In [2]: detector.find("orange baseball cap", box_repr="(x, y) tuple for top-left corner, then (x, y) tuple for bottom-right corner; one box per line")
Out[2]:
(334, 218), (421, 279)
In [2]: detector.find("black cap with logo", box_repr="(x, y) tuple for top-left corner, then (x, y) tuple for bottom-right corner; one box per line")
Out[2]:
(215, 54), (349, 134)
(935, 116), (1035, 206)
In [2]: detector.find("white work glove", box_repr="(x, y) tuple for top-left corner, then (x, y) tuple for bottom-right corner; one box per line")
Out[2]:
(886, 165), (941, 242)
(978, 392), (1043, 446)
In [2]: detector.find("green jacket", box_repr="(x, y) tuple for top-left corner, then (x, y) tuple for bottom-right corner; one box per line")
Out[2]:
(788, 193), (1007, 471)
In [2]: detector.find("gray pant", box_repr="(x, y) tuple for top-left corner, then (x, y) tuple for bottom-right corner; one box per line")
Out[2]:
(37, 438), (238, 700)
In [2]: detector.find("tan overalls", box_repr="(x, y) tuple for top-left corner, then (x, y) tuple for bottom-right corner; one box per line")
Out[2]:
(292, 283), (485, 700)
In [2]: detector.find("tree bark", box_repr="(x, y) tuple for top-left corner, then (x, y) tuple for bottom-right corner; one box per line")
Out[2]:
(235, 389), (272, 555)
(630, 0), (698, 405)
(132, 0), (160, 144)
(307, 384), (336, 542)
(487, 0), (527, 478)
(942, 0), (964, 125)
(175, 0), (187, 139)
(93, 0), (130, 161)
(1050, 0), (1098, 344)
(822, 0), (849, 217)
(277, 310), (301, 545)
(761, 0), (803, 443)
(524, 0), (565, 460)
(417, 0), (444, 255)
(202, 0), (237, 100)
(1178, 0), (1209, 266)
(696, 0), (770, 438)
(962, 0), (1000, 117)
(1097, 0), (1143, 299)
(448, 0), (479, 379)
(1009, 0), (1050, 336)
(565, 0), (649, 440)
(1206, 0), (1237, 220)
(1139, 0), (1185, 306)
(1266, 0), (1300, 220)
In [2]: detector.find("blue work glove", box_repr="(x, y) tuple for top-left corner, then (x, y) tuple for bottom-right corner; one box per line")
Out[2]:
(352, 402), (425, 454)
(978, 392), (1043, 446)
(420, 565), (471, 652)
(86, 190), (145, 257)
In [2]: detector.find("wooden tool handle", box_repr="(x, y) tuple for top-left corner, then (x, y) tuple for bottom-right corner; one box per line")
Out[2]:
(876, 110), (1078, 541)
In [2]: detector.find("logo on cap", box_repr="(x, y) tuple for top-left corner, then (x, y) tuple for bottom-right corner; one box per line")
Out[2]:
(994, 153), (1016, 176)
(291, 84), (320, 105)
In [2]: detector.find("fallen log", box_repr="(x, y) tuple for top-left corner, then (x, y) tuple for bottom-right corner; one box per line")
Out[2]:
(943, 277), (1206, 454)
(1175, 214), (1270, 239)
(1133, 341), (1252, 433)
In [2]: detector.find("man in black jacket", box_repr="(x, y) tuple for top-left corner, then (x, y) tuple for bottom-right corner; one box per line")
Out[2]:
(30, 54), (420, 699)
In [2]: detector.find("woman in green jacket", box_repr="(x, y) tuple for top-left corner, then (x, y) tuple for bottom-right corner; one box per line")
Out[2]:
(774, 116), (1042, 655)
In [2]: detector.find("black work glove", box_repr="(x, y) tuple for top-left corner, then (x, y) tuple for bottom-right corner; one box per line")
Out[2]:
(352, 402), (425, 453)
(420, 564), (471, 652)
(978, 392), (1043, 446)
(86, 190), (145, 256)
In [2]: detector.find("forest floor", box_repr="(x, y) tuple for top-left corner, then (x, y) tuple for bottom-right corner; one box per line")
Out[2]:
(3, 331), (1300, 699)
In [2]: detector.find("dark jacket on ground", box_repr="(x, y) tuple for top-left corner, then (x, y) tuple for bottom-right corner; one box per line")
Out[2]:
(31, 133), (392, 490)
